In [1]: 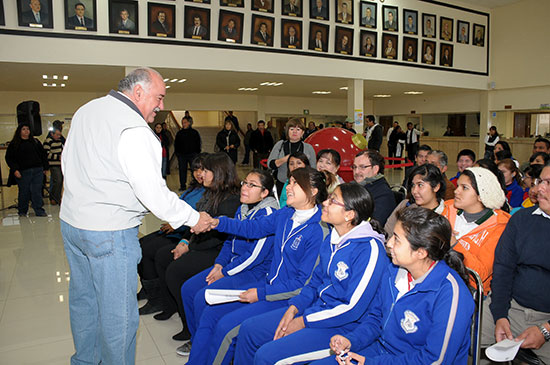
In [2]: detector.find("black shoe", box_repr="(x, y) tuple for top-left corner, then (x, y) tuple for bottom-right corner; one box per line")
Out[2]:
(139, 299), (164, 315)
(154, 310), (175, 321)
(137, 287), (147, 301)
(172, 328), (191, 341)
(36, 211), (47, 217)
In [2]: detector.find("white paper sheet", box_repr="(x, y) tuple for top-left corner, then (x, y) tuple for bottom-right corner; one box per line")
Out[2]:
(485, 338), (525, 362)
(205, 289), (246, 305)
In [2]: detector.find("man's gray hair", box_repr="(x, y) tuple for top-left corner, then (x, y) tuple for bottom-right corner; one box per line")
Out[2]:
(429, 150), (448, 168)
(118, 67), (162, 93)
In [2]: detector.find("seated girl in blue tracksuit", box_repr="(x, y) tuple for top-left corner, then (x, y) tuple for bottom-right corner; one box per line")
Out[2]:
(235, 183), (390, 365)
(188, 167), (329, 365)
(178, 169), (279, 357)
(311, 206), (475, 365)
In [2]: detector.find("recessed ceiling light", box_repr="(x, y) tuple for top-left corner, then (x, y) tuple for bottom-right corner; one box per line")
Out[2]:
(43, 82), (48, 87)
(373, 94), (391, 98)
(53, 75), (58, 80)
(166, 85), (171, 89)
(170, 78), (178, 82)
(404, 91), (424, 95)
(61, 84), (66, 87)
(312, 91), (332, 95)
(260, 82), (284, 86)
(42, 75), (48, 79)
(163, 78), (169, 82)
(63, 75), (69, 80)
(339, 87), (348, 90)
(178, 79), (187, 83)
(238, 87), (258, 91)
(52, 83), (56, 87)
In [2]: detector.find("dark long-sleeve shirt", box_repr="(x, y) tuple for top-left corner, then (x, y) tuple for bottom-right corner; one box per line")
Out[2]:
(6, 138), (48, 171)
(490, 206), (550, 321)
(174, 127), (201, 155)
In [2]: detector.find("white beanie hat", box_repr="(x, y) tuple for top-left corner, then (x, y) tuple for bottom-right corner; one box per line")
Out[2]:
(464, 167), (506, 210)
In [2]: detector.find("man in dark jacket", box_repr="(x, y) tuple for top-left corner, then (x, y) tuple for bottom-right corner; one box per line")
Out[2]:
(174, 117), (201, 191)
(249, 120), (274, 168)
(352, 150), (396, 225)
(365, 115), (382, 151)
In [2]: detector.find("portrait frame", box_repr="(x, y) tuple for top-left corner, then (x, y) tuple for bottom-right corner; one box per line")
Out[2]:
(17, 0), (54, 29)
(218, 10), (243, 43)
(281, 18), (303, 49)
(359, 1), (376, 29)
(1, 0), (6, 26)
(381, 33), (398, 60)
(335, 26), (354, 55)
(359, 30), (377, 57)
(457, 20), (469, 44)
(310, 0), (328, 21)
(252, 0), (273, 13)
(186, 0), (211, 4)
(282, 0), (302, 17)
(335, 0), (353, 25)
(220, 0), (244, 8)
(109, 0), (138, 35)
(184, 6), (211, 40)
(422, 13), (436, 38)
(251, 14), (274, 46)
(64, 0), (96, 31)
(421, 40), (436, 65)
(403, 9), (417, 35)
(402, 36), (418, 63)
(382, 5), (398, 32)
(308, 21), (329, 52)
(440, 16), (453, 42)
(440, 43), (453, 67)
(148, 2), (175, 38)
(473, 23), (485, 47)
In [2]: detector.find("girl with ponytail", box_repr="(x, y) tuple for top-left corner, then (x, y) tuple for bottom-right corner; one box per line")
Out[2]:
(311, 206), (474, 365)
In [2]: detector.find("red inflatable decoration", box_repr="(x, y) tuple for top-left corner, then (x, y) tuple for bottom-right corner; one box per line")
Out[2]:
(305, 127), (365, 182)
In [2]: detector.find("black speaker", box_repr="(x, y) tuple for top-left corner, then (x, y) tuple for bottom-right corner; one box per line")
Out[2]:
(16, 101), (42, 136)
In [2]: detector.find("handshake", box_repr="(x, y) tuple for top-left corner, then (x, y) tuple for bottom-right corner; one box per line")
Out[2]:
(191, 211), (220, 234)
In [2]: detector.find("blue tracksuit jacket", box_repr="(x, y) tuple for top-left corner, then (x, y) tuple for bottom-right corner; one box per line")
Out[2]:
(217, 205), (328, 301)
(343, 261), (474, 364)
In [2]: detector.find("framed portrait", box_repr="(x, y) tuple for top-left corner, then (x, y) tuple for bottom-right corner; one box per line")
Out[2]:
(65, 0), (96, 31)
(0, 0), (6, 26)
(403, 9), (417, 35)
(382, 5), (398, 32)
(218, 10), (243, 43)
(148, 3), (175, 37)
(359, 2), (376, 28)
(17, 0), (54, 28)
(282, 0), (302, 17)
(186, 0), (210, 4)
(421, 40), (436, 65)
(185, 6), (210, 40)
(440, 16), (453, 42)
(251, 14), (274, 46)
(109, 0), (138, 35)
(457, 20), (469, 44)
(335, 26), (353, 55)
(381, 33), (398, 60)
(221, 0), (244, 8)
(335, 0), (353, 25)
(422, 13), (436, 38)
(403, 36), (417, 62)
(360, 30), (377, 57)
(281, 19), (302, 49)
(473, 23), (485, 47)
(309, 22), (329, 52)
(310, 0), (328, 20)
(440, 43), (453, 67)
(252, 0), (273, 13)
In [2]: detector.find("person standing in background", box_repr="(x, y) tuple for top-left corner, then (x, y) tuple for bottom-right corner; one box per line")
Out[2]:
(175, 117), (201, 191)
(405, 122), (421, 162)
(43, 125), (64, 204)
(250, 120), (274, 169)
(242, 123), (253, 166)
(484, 126), (499, 160)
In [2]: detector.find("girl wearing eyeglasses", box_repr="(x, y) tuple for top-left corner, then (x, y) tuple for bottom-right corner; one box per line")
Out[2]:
(178, 169), (279, 357)
(187, 167), (328, 364)
(233, 183), (389, 364)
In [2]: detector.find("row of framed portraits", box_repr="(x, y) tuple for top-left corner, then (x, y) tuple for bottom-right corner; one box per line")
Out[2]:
(8, 0), (487, 47)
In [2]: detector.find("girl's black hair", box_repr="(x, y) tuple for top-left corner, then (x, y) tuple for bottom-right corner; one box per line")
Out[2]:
(9, 123), (32, 149)
(407, 164), (446, 203)
(247, 169), (275, 197)
(495, 150), (512, 161)
(338, 183), (384, 235)
(396, 206), (470, 286)
(182, 153), (209, 199)
(316, 149), (341, 166)
(286, 151), (310, 178)
(200, 152), (240, 212)
(495, 140), (511, 152)
(529, 152), (550, 165)
(289, 167), (328, 205)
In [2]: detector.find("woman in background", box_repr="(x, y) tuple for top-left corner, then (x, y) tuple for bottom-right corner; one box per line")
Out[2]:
(279, 152), (310, 207)
(154, 122), (169, 178)
(484, 126), (499, 159)
(498, 158), (525, 208)
(216, 121), (241, 164)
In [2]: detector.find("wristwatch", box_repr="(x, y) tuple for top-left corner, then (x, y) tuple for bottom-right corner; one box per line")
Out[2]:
(539, 324), (550, 342)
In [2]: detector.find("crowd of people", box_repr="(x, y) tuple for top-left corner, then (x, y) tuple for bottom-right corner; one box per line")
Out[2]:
(5, 67), (549, 365)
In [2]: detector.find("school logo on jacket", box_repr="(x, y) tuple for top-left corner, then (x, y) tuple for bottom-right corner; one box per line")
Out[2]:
(334, 261), (349, 281)
(400, 310), (420, 334)
(290, 235), (302, 250)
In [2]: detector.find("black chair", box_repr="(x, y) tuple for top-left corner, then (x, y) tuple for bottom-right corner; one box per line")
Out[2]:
(390, 184), (407, 205)
(468, 268), (484, 365)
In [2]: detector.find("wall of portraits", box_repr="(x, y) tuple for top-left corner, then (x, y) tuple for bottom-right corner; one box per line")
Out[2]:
(0, 0), (489, 75)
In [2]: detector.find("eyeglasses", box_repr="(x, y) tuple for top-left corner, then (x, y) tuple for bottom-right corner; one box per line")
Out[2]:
(534, 178), (550, 187)
(241, 180), (263, 189)
(327, 194), (346, 207)
(351, 164), (373, 170)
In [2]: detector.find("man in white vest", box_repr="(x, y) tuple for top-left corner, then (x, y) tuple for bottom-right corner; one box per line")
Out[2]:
(60, 67), (210, 364)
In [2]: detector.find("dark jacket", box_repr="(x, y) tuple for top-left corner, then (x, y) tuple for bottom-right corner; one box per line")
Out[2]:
(368, 124), (383, 151)
(249, 129), (274, 154)
(6, 138), (49, 187)
(216, 129), (240, 151)
(363, 177), (396, 226)
(174, 127), (201, 155)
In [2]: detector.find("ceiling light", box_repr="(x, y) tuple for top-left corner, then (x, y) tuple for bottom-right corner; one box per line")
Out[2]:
(178, 79), (187, 83)
(238, 87), (258, 91)
(53, 75), (58, 80)
(61, 84), (66, 87)
(404, 91), (424, 95)
(170, 78), (178, 82)
(43, 82), (48, 87)
(340, 87), (348, 90)
(163, 78), (169, 82)
(52, 83), (56, 87)
(63, 75), (69, 80)
(42, 75), (48, 79)
(312, 91), (332, 95)
(260, 82), (284, 86)
(166, 85), (171, 89)
(373, 94), (391, 98)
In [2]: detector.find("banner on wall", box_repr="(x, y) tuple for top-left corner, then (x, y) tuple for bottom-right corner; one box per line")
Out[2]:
(354, 109), (363, 126)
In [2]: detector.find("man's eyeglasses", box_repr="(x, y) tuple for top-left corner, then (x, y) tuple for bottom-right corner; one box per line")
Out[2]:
(351, 164), (372, 170)
(534, 178), (550, 187)
(241, 180), (263, 189)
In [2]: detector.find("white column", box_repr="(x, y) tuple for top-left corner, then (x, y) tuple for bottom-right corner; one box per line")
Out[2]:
(347, 79), (364, 134)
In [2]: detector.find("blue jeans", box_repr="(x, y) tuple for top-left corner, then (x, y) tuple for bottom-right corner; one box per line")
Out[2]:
(61, 220), (142, 365)
(16, 166), (45, 215)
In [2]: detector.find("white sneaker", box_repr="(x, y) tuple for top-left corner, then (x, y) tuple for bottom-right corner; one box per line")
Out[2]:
(176, 342), (192, 357)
